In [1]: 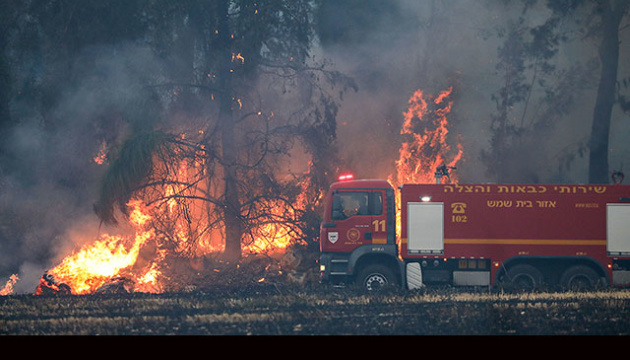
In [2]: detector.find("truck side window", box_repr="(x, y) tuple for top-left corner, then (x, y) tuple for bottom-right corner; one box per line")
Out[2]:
(332, 192), (382, 220)
(369, 192), (383, 216)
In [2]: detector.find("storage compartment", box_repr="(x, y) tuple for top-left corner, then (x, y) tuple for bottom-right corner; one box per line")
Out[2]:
(407, 202), (444, 255)
(607, 204), (630, 256)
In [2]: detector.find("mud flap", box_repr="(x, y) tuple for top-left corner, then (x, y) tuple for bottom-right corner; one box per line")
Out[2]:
(406, 262), (424, 290)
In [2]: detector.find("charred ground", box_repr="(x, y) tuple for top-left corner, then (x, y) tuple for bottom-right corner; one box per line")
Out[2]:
(2, 281), (629, 335)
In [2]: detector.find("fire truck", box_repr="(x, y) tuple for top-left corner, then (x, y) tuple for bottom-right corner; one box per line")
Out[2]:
(319, 173), (630, 291)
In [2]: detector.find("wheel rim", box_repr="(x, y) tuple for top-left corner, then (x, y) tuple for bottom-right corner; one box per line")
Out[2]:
(365, 273), (387, 291)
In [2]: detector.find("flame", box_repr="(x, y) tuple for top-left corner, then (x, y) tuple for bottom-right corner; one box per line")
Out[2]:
(389, 87), (464, 237)
(93, 141), (107, 165)
(0, 274), (18, 295)
(390, 86), (463, 186)
(232, 52), (245, 64)
(48, 200), (158, 294)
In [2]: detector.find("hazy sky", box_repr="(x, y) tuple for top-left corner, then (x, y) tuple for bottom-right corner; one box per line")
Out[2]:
(319, 0), (630, 184)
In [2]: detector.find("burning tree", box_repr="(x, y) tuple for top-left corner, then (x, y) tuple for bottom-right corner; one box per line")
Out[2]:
(387, 85), (464, 238)
(390, 86), (463, 186)
(14, 0), (354, 295)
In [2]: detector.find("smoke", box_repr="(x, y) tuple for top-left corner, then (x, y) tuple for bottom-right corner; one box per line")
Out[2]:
(0, 43), (165, 292)
(317, 0), (630, 184)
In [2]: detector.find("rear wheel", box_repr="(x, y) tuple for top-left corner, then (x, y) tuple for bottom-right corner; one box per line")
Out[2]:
(560, 265), (600, 291)
(357, 264), (397, 292)
(504, 264), (544, 291)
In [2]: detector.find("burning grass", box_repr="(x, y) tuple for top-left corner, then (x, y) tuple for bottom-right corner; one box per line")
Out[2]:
(2, 287), (629, 335)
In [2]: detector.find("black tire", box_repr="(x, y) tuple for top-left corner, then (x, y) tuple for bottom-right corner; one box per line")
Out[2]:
(504, 264), (544, 291)
(356, 264), (397, 292)
(560, 265), (601, 291)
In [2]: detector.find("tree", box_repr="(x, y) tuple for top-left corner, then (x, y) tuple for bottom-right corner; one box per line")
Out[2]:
(481, 12), (593, 183)
(483, 0), (629, 183)
(536, 0), (630, 183)
(93, 0), (352, 263)
(586, 0), (629, 183)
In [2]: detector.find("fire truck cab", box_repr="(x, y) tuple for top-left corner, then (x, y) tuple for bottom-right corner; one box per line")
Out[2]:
(319, 175), (630, 291)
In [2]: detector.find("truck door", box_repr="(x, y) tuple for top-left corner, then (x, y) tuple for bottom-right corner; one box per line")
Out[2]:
(368, 189), (388, 245)
(328, 190), (386, 250)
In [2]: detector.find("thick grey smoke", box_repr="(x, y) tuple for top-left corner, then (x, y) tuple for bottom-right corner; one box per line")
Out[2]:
(1, 44), (164, 292)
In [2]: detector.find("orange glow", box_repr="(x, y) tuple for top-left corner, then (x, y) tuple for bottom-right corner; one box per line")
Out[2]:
(93, 141), (107, 165)
(232, 52), (245, 64)
(0, 274), (18, 295)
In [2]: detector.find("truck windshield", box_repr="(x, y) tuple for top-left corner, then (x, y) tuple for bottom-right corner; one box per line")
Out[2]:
(332, 191), (382, 220)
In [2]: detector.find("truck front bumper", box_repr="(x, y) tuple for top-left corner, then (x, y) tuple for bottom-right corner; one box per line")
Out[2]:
(319, 253), (350, 283)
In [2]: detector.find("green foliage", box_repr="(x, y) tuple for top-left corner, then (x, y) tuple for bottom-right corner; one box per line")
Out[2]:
(93, 131), (170, 224)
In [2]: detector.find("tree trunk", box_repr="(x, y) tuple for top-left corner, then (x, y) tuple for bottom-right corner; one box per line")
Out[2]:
(588, 0), (626, 184)
(217, 0), (243, 262)
(0, 36), (13, 166)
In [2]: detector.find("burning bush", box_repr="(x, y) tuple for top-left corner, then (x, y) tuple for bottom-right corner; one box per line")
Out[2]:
(30, 125), (325, 295)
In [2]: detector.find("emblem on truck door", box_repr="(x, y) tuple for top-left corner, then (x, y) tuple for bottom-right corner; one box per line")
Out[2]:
(328, 232), (338, 244)
(347, 228), (361, 242)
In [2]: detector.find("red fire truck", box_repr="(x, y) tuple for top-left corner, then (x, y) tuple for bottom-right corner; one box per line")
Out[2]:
(319, 174), (630, 291)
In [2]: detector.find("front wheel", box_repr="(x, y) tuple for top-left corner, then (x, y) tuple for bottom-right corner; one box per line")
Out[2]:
(356, 264), (397, 292)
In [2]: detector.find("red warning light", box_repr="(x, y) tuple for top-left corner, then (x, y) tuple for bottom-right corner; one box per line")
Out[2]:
(338, 173), (354, 181)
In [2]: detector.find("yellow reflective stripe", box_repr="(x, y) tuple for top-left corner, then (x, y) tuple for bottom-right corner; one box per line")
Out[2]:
(372, 237), (388, 244)
(445, 239), (606, 246)
(400, 238), (606, 246)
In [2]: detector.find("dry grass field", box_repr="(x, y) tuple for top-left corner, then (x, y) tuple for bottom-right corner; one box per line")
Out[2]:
(2, 284), (629, 335)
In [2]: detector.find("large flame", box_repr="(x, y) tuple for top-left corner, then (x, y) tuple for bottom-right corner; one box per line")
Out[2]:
(389, 86), (464, 237)
(390, 86), (463, 186)
(48, 200), (159, 294)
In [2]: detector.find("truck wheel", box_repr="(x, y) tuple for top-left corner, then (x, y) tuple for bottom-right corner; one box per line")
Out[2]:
(505, 264), (544, 291)
(560, 265), (600, 291)
(357, 264), (397, 292)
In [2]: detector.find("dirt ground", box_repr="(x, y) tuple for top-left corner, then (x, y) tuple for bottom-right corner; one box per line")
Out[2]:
(2, 284), (629, 335)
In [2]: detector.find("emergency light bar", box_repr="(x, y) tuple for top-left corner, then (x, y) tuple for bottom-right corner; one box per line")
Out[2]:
(338, 173), (354, 181)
